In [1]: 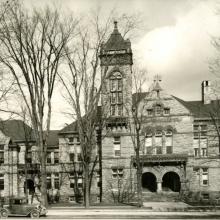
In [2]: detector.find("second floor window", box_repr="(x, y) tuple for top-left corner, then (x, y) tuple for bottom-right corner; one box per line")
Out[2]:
(0, 174), (4, 190)
(0, 152), (4, 164)
(145, 130), (173, 155)
(26, 152), (32, 164)
(47, 152), (52, 164)
(46, 173), (52, 189)
(113, 137), (121, 157)
(54, 152), (59, 164)
(54, 173), (60, 189)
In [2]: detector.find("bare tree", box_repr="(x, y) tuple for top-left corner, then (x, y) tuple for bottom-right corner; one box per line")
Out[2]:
(126, 67), (148, 207)
(0, 1), (77, 205)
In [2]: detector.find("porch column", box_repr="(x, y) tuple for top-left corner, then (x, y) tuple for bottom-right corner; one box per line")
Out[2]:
(157, 181), (162, 193)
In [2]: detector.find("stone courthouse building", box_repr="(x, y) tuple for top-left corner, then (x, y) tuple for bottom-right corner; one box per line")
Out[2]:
(0, 22), (220, 204)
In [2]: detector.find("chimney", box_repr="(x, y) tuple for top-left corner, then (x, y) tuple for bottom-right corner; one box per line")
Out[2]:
(201, 80), (211, 104)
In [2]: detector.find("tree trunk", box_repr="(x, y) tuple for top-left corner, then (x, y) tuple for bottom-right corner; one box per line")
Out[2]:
(84, 163), (90, 208)
(136, 129), (143, 207)
(39, 137), (48, 207)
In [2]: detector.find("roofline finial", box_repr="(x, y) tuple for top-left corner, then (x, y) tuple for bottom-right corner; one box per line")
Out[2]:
(114, 21), (118, 30)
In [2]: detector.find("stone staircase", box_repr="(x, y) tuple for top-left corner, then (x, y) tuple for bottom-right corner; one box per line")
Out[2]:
(142, 191), (180, 202)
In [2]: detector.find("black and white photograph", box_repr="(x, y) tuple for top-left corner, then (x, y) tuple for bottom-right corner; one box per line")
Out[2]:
(0, 0), (220, 219)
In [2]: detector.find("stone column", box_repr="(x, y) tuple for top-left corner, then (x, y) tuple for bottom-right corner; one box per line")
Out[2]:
(157, 181), (162, 193)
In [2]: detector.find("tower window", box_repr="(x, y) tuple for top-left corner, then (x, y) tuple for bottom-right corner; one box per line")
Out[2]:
(0, 174), (4, 190)
(110, 72), (123, 116)
(113, 137), (121, 157)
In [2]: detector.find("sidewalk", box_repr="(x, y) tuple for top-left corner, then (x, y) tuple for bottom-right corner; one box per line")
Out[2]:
(47, 203), (220, 219)
(47, 208), (220, 219)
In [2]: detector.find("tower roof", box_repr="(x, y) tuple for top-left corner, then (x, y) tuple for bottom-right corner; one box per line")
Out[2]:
(102, 21), (131, 52)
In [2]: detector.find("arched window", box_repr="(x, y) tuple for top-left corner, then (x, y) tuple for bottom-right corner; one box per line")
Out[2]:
(110, 72), (123, 116)
(155, 104), (162, 116)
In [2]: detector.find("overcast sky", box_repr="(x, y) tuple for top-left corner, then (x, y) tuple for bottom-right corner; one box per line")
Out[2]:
(23, 0), (220, 129)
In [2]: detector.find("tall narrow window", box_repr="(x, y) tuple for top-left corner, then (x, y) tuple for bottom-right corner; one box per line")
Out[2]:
(0, 174), (4, 190)
(54, 173), (60, 189)
(54, 152), (59, 164)
(113, 137), (121, 157)
(201, 168), (208, 186)
(193, 124), (208, 157)
(145, 134), (153, 154)
(69, 153), (75, 162)
(46, 173), (52, 189)
(46, 152), (52, 164)
(0, 152), (4, 164)
(165, 131), (173, 154)
(155, 104), (162, 116)
(26, 152), (32, 164)
(155, 131), (162, 154)
(110, 72), (123, 116)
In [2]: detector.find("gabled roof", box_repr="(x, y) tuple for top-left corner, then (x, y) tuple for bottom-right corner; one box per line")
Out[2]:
(102, 21), (131, 52)
(60, 106), (102, 134)
(0, 120), (34, 142)
(173, 96), (220, 118)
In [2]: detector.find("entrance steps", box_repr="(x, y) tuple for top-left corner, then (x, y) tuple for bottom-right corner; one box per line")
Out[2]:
(142, 191), (180, 202)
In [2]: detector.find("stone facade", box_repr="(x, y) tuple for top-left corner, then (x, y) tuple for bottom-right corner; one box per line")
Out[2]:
(0, 22), (220, 205)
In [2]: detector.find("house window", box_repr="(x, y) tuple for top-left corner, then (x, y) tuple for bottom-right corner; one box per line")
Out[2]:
(26, 152), (32, 164)
(46, 152), (52, 164)
(165, 131), (173, 154)
(110, 72), (123, 116)
(69, 153), (75, 162)
(0, 152), (4, 164)
(145, 134), (152, 154)
(201, 168), (208, 186)
(47, 173), (52, 189)
(0, 174), (4, 190)
(54, 173), (60, 189)
(164, 108), (170, 115)
(54, 152), (59, 164)
(155, 104), (162, 116)
(202, 193), (209, 200)
(113, 137), (121, 157)
(155, 131), (162, 154)
(193, 124), (207, 139)
(201, 148), (207, 157)
(69, 172), (75, 188)
(77, 154), (82, 162)
(112, 168), (123, 179)
(194, 148), (199, 157)
(193, 124), (208, 157)
(156, 146), (162, 154)
(68, 137), (74, 144)
(147, 109), (153, 116)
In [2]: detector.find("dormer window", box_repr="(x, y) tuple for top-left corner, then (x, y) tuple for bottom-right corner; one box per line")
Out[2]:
(110, 72), (123, 116)
(164, 108), (170, 115)
(155, 104), (162, 116)
(147, 109), (153, 116)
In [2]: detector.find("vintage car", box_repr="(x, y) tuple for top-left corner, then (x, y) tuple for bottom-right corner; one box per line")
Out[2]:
(0, 197), (47, 218)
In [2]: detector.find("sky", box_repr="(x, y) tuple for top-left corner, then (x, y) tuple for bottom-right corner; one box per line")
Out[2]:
(22, 0), (220, 129)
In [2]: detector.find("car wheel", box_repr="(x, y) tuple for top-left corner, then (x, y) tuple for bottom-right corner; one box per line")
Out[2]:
(30, 209), (40, 218)
(0, 208), (9, 218)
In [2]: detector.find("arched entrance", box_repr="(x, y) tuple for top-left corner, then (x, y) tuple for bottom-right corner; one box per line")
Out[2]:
(24, 179), (35, 195)
(162, 172), (181, 192)
(142, 172), (157, 192)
